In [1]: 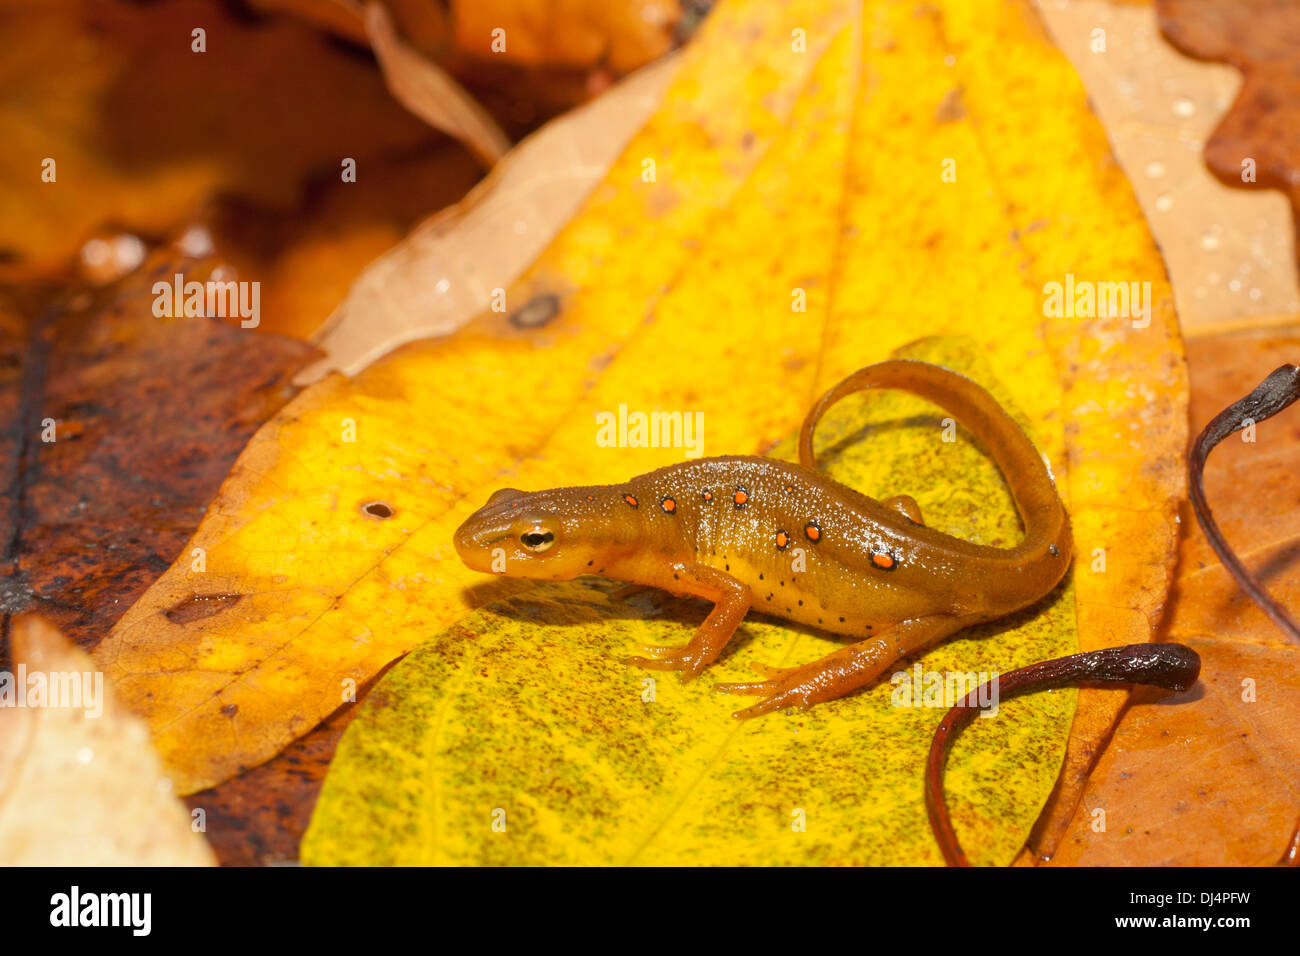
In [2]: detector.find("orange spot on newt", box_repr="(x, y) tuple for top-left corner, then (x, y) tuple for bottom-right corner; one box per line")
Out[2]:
(871, 551), (896, 570)
(733, 487), (749, 507)
(623, 494), (639, 508)
(661, 496), (677, 513)
(775, 530), (789, 550)
(805, 521), (821, 542)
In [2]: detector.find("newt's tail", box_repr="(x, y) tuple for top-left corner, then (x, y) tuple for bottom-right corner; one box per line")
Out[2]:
(798, 359), (1071, 567)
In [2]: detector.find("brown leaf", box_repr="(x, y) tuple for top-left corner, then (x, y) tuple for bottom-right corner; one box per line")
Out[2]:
(449, 0), (681, 74)
(1050, 330), (1300, 865)
(0, 247), (318, 662)
(364, 3), (511, 168)
(0, 0), (439, 269)
(1036, 0), (1300, 330)
(1159, 0), (1300, 272)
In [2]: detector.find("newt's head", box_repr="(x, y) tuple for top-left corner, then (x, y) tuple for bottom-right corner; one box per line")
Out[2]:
(454, 486), (629, 581)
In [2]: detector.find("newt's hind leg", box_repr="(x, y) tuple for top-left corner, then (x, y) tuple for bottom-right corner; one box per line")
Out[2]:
(716, 614), (965, 718)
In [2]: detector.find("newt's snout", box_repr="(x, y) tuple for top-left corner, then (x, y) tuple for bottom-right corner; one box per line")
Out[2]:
(454, 486), (605, 581)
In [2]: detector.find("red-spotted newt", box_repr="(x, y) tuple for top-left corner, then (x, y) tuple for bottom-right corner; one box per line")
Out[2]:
(453, 359), (1072, 718)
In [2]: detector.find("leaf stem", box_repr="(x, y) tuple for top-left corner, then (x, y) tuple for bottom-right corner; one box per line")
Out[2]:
(925, 643), (1201, 866)
(1187, 363), (1300, 865)
(1187, 363), (1300, 643)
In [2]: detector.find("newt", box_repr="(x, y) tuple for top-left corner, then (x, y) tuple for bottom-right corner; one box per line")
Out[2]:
(453, 359), (1072, 718)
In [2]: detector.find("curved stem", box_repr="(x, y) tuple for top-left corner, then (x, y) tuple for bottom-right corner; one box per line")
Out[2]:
(1187, 363), (1300, 865)
(925, 643), (1201, 866)
(1187, 363), (1300, 643)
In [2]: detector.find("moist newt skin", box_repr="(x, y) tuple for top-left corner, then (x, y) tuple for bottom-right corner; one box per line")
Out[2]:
(453, 359), (1073, 718)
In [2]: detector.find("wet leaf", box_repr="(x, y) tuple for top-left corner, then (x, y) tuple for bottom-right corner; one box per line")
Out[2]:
(304, 338), (1077, 866)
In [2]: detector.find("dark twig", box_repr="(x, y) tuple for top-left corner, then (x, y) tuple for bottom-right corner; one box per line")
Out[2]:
(925, 643), (1201, 866)
(1188, 363), (1300, 643)
(1187, 363), (1300, 866)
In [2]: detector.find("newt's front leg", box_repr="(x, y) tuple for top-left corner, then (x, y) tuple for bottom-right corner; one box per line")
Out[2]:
(624, 564), (752, 680)
(716, 614), (964, 718)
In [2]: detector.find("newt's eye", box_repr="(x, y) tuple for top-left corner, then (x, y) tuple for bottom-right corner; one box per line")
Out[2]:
(520, 527), (555, 553)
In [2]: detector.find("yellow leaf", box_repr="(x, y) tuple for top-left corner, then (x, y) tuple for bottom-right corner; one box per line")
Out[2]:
(94, 0), (1185, 855)
(95, 0), (857, 796)
(302, 337), (1076, 865)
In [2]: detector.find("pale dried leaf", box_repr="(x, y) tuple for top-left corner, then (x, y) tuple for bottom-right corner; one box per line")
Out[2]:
(365, 2), (511, 168)
(1035, 0), (1300, 329)
(298, 50), (679, 382)
(0, 616), (215, 866)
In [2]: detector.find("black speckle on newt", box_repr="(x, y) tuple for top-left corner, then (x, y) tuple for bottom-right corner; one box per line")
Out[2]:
(453, 359), (1072, 718)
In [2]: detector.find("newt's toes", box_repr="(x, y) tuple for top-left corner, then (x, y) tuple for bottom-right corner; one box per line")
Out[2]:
(624, 647), (708, 680)
(729, 691), (806, 719)
(716, 673), (813, 718)
(748, 660), (802, 681)
(634, 642), (682, 660)
(623, 653), (681, 671)
(713, 678), (774, 696)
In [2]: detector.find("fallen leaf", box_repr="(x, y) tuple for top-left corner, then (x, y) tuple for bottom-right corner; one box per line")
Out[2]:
(304, 337), (1078, 866)
(1159, 0), (1300, 274)
(364, 3), (511, 168)
(0, 247), (318, 661)
(257, 0), (682, 76)
(299, 47), (679, 380)
(0, 0), (438, 269)
(1036, 0), (1300, 329)
(450, 0), (680, 74)
(96, 0), (1186, 854)
(1050, 330), (1300, 865)
(0, 615), (215, 865)
(185, 700), (364, 866)
(801, 0), (1189, 860)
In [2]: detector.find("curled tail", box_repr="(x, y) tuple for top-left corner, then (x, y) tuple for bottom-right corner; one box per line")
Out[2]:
(798, 359), (1071, 565)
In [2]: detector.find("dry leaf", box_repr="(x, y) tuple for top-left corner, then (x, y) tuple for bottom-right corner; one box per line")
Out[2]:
(364, 2), (511, 168)
(298, 51), (679, 381)
(0, 615), (215, 865)
(1035, 0), (1300, 329)
(1159, 0), (1300, 274)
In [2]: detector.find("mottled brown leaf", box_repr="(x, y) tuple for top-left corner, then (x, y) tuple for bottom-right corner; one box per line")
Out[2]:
(1159, 0), (1300, 270)
(0, 249), (318, 666)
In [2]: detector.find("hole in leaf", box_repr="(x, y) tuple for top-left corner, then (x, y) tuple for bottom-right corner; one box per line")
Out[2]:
(165, 592), (241, 625)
